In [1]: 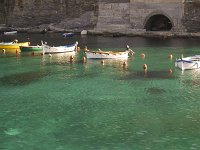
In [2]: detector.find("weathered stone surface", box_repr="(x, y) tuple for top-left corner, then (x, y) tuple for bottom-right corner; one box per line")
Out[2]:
(51, 11), (97, 32)
(0, 0), (200, 36)
(0, 0), (98, 29)
(95, 2), (130, 32)
(183, 1), (200, 32)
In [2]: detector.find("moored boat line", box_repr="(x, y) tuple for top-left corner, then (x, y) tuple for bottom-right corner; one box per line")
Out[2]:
(0, 38), (182, 73)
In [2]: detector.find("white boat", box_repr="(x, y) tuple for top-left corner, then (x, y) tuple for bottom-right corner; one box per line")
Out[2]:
(62, 33), (73, 38)
(41, 41), (78, 54)
(85, 46), (134, 59)
(4, 31), (17, 35)
(175, 55), (200, 70)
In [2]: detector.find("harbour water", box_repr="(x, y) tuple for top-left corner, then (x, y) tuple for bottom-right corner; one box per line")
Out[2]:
(1, 33), (200, 150)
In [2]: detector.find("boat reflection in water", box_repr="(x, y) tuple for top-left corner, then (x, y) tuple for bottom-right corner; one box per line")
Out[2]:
(86, 58), (129, 70)
(45, 51), (76, 64)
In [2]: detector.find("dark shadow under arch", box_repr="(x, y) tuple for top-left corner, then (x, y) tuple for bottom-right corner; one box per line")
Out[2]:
(145, 15), (172, 31)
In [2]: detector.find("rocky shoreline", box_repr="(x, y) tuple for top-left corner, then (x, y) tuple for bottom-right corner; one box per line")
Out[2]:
(1, 24), (200, 39)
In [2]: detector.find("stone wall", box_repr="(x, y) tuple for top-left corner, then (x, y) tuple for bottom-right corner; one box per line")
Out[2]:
(95, 1), (131, 32)
(0, 0), (98, 28)
(130, 0), (185, 32)
(0, 0), (200, 33)
(183, 0), (200, 32)
(95, 0), (186, 33)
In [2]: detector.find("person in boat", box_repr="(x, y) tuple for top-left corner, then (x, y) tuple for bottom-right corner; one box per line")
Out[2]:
(126, 45), (135, 55)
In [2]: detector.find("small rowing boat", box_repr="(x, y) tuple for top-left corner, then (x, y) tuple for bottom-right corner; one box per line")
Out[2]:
(41, 41), (78, 54)
(85, 46), (134, 59)
(4, 31), (17, 35)
(175, 55), (200, 70)
(0, 40), (30, 50)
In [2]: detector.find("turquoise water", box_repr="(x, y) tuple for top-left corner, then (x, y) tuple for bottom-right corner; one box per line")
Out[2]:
(1, 34), (200, 150)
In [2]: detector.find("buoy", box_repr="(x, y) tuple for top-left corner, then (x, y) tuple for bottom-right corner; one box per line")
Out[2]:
(168, 69), (173, 74)
(168, 54), (173, 59)
(31, 52), (35, 56)
(101, 59), (105, 65)
(77, 47), (80, 52)
(49, 54), (52, 57)
(123, 61), (127, 67)
(70, 55), (74, 62)
(141, 53), (145, 59)
(83, 46), (88, 52)
(2, 49), (5, 54)
(143, 64), (147, 70)
(82, 56), (86, 63)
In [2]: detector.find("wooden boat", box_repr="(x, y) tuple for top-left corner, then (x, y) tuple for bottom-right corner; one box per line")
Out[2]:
(175, 55), (200, 70)
(4, 31), (17, 35)
(0, 41), (30, 50)
(85, 46), (134, 59)
(41, 41), (78, 54)
(20, 45), (42, 52)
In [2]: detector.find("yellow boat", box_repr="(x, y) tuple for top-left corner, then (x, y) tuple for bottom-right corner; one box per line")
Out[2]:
(0, 41), (30, 53)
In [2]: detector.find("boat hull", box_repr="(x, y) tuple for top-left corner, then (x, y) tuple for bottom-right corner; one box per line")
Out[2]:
(85, 51), (129, 59)
(42, 44), (76, 54)
(0, 42), (30, 53)
(62, 33), (73, 38)
(20, 46), (42, 52)
(175, 56), (200, 70)
(4, 31), (17, 35)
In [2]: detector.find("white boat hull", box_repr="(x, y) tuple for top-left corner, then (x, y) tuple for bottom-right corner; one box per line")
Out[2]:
(85, 51), (129, 59)
(4, 31), (17, 35)
(42, 44), (76, 54)
(175, 55), (200, 70)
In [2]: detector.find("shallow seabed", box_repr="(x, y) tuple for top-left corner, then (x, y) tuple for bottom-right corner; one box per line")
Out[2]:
(1, 34), (200, 150)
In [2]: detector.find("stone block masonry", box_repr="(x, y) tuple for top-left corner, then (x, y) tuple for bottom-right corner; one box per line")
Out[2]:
(95, 2), (131, 32)
(0, 0), (200, 34)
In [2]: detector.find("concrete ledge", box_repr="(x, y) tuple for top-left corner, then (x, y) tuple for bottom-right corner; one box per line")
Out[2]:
(88, 29), (200, 38)
(1, 25), (200, 38)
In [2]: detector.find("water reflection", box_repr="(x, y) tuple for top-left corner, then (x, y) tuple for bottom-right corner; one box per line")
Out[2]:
(178, 69), (200, 88)
(86, 58), (129, 70)
(44, 52), (76, 64)
(120, 70), (174, 80)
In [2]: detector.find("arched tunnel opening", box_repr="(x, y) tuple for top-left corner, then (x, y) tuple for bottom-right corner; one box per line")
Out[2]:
(145, 15), (172, 31)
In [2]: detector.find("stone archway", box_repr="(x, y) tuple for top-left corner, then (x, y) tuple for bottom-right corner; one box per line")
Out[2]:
(144, 14), (173, 31)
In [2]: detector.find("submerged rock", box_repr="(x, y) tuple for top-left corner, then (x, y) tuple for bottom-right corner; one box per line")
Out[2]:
(146, 87), (166, 95)
(0, 72), (47, 86)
